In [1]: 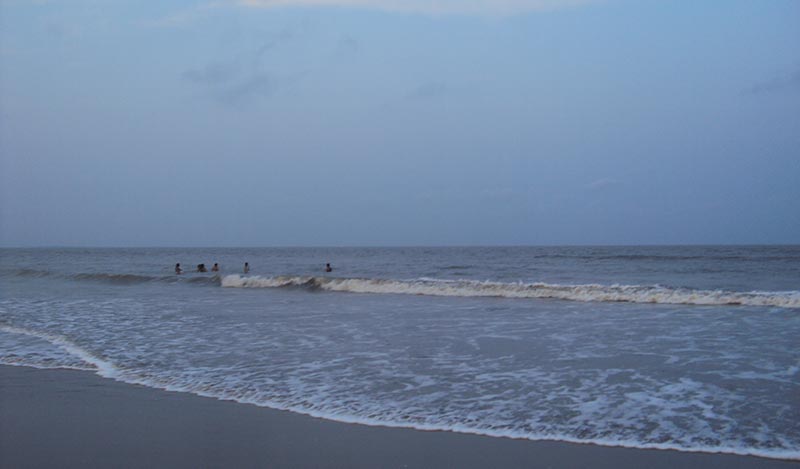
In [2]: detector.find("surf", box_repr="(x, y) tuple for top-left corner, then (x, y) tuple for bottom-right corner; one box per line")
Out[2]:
(221, 275), (800, 308)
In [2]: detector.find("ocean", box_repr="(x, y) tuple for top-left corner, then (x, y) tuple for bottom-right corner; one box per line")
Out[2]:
(1, 246), (798, 460)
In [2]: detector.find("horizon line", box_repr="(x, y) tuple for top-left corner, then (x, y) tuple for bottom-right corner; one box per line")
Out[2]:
(1, 243), (798, 249)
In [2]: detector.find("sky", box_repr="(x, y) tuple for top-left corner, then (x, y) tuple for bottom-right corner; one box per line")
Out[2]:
(0, 0), (798, 247)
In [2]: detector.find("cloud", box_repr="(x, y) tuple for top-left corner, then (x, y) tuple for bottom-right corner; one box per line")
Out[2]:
(183, 62), (240, 85)
(184, 65), (306, 106)
(221, 73), (276, 103)
(184, 66), (276, 105)
(337, 35), (359, 54)
(235, 0), (599, 15)
(182, 31), (303, 106)
(745, 65), (800, 95)
(256, 29), (294, 57)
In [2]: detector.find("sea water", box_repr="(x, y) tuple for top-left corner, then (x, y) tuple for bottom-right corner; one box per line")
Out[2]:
(1, 246), (798, 460)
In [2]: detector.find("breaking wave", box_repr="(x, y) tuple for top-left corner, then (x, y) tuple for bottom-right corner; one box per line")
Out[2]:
(221, 275), (800, 308)
(9, 268), (799, 308)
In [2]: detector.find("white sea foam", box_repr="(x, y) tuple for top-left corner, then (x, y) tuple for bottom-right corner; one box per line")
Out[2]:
(0, 325), (119, 376)
(1, 320), (798, 461)
(221, 275), (800, 308)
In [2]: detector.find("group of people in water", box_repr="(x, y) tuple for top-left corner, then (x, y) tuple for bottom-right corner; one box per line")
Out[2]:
(174, 262), (332, 274)
(174, 263), (222, 274)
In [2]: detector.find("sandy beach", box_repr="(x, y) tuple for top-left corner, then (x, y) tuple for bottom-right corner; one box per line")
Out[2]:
(1, 365), (796, 469)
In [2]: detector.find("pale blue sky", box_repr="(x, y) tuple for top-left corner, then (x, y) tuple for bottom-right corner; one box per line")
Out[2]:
(1, 0), (798, 246)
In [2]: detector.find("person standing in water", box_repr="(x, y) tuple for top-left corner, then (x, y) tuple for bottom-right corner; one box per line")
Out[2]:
(211, 263), (219, 272)
(244, 262), (250, 274)
(325, 263), (332, 273)
(175, 263), (183, 275)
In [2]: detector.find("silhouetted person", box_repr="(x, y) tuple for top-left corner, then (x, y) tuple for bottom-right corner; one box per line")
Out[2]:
(175, 263), (183, 275)
(197, 264), (207, 273)
(211, 263), (219, 272)
(244, 262), (250, 274)
(325, 263), (332, 273)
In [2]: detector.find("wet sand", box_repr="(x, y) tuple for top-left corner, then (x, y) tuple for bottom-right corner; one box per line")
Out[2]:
(0, 365), (796, 468)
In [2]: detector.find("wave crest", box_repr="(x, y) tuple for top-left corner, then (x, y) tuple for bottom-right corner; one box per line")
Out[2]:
(221, 275), (800, 308)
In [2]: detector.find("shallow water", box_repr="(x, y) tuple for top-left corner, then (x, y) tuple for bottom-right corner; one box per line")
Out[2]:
(1, 246), (798, 460)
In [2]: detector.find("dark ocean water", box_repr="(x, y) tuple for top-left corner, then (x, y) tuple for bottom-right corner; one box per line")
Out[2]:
(1, 246), (798, 460)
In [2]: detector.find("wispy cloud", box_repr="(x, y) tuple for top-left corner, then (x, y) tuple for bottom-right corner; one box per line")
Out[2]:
(256, 29), (294, 56)
(336, 35), (359, 54)
(181, 32), (307, 106)
(221, 73), (275, 103)
(183, 61), (240, 85)
(184, 61), (279, 106)
(235, 0), (599, 15)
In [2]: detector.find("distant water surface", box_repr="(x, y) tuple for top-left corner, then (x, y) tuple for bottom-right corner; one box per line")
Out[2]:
(1, 246), (798, 460)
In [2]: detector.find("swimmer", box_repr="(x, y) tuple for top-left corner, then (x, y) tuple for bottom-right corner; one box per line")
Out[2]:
(211, 263), (219, 272)
(175, 263), (183, 275)
(197, 264), (207, 273)
(244, 262), (250, 274)
(325, 263), (332, 273)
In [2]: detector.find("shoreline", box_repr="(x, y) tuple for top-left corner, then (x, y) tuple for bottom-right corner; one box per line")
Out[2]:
(1, 365), (797, 468)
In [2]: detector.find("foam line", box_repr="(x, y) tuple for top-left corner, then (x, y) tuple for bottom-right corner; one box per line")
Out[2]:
(0, 325), (119, 376)
(1, 324), (797, 461)
(221, 275), (800, 308)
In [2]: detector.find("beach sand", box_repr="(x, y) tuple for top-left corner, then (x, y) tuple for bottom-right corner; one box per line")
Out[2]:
(1, 365), (796, 468)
